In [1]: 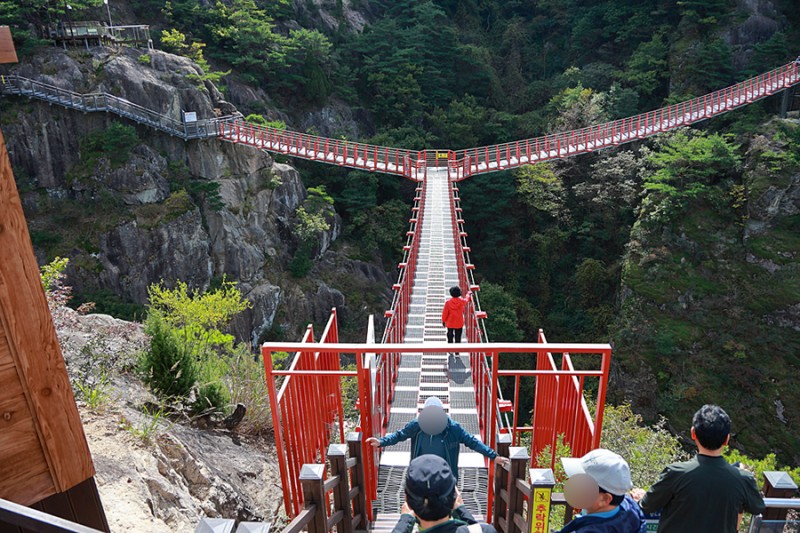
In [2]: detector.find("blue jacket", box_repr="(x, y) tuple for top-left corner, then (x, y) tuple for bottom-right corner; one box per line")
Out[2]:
(378, 418), (497, 479)
(557, 495), (647, 533)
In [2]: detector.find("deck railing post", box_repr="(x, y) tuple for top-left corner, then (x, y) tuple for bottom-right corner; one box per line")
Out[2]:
(493, 434), (512, 527)
(347, 433), (369, 529)
(507, 447), (530, 533)
(762, 471), (798, 523)
(300, 464), (327, 533)
(527, 469), (555, 533)
(329, 444), (354, 533)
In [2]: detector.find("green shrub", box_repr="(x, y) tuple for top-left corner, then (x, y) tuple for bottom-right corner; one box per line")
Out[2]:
(138, 53), (151, 65)
(289, 246), (313, 278)
(599, 403), (686, 489)
(140, 314), (196, 401)
(193, 381), (228, 414)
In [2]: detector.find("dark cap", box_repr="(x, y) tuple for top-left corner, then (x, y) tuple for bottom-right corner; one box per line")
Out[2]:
(405, 455), (456, 498)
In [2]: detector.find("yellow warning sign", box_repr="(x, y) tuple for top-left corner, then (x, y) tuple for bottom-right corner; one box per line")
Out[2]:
(530, 487), (551, 533)
(436, 151), (449, 159)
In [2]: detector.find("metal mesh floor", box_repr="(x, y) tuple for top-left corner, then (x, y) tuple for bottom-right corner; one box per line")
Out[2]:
(376, 170), (489, 520)
(374, 466), (488, 517)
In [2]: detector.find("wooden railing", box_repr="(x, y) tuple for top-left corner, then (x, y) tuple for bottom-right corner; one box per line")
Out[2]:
(492, 436), (557, 533)
(283, 435), (369, 533)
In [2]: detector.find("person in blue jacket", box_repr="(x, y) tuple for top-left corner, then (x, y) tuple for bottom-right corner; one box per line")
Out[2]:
(366, 396), (509, 480)
(557, 448), (646, 533)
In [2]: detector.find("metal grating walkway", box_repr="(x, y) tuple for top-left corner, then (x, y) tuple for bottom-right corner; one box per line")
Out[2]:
(374, 169), (488, 521)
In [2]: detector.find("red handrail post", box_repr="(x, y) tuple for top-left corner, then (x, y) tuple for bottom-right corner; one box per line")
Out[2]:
(263, 348), (293, 516)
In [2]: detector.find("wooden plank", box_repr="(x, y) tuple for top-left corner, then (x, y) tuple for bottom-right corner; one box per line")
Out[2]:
(38, 490), (76, 525)
(0, 364), (55, 505)
(64, 478), (110, 532)
(0, 26), (17, 64)
(0, 131), (94, 498)
(0, 328), (12, 369)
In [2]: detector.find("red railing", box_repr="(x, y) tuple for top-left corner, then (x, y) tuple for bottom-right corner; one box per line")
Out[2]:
(381, 181), (425, 343)
(529, 330), (610, 467)
(217, 61), (799, 180)
(218, 119), (425, 181)
(451, 61), (800, 179)
(447, 178), (488, 344)
(261, 342), (611, 522)
(262, 309), (348, 517)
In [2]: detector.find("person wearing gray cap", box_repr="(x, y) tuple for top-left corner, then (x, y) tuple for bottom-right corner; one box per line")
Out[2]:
(391, 454), (496, 533)
(557, 449), (646, 532)
(367, 396), (509, 480)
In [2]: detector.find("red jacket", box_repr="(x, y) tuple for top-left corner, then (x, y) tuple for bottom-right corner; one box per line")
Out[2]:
(442, 294), (471, 329)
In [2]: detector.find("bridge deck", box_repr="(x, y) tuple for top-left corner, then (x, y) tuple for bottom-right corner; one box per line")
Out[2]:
(374, 169), (488, 520)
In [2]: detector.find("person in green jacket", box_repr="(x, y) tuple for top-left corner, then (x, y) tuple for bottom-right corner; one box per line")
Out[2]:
(639, 404), (765, 532)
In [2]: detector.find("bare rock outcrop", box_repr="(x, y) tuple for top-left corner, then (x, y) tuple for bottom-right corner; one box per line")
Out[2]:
(3, 45), (393, 342)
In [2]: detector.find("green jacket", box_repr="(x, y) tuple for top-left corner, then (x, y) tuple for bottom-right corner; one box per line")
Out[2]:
(640, 454), (765, 533)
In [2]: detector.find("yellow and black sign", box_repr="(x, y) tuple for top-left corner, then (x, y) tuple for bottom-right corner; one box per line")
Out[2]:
(530, 487), (552, 533)
(436, 151), (450, 159)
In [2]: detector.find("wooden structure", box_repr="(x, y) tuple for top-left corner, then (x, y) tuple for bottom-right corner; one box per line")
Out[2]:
(283, 434), (369, 533)
(0, 27), (17, 64)
(45, 21), (152, 49)
(0, 35), (108, 531)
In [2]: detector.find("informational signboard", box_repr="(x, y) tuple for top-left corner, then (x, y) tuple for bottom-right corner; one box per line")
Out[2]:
(644, 512), (661, 531)
(183, 111), (197, 123)
(530, 487), (552, 533)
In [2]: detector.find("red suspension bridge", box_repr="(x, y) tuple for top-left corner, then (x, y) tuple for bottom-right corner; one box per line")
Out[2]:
(2, 59), (799, 530)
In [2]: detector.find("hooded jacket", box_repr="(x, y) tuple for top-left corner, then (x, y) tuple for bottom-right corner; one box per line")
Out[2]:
(378, 418), (496, 479)
(442, 294), (471, 329)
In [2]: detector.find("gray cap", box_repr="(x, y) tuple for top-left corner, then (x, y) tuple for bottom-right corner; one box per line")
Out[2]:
(562, 449), (633, 496)
(418, 396), (448, 435)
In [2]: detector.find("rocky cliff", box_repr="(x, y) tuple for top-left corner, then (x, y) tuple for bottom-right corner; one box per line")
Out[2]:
(1, 45), (393, 342)
(613, 120), (800, 463)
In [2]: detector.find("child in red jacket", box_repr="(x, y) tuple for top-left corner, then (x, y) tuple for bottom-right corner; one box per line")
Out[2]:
(442, 286), (472, 348)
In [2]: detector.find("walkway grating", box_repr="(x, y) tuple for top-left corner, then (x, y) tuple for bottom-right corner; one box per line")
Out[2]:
(374, 169), (488, 523)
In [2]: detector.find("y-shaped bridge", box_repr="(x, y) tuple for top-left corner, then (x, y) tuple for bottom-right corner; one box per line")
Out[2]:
(3, 60), (798, 180)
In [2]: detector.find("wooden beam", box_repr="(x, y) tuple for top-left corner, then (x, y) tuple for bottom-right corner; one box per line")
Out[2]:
(0, 130), (95, 501)
(0, 26), (18, 64)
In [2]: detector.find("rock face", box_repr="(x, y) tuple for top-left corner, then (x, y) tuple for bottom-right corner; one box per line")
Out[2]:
(3, 45), (392, 341)
(613, 122), (800, 463)
(55, 306), (284, 532)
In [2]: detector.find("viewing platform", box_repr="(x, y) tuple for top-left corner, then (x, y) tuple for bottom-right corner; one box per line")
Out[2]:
(44, 21), (152, 49)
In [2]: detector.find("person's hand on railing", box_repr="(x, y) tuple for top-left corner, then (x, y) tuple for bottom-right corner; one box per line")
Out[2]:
(495, 456), (510, 468)
(366, 437), (381, 447)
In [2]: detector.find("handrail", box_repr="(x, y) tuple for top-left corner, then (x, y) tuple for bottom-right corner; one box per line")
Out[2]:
(450, 61), (800, 179)
(0, 74), (238, 140)
(263, 310), (344, 517)
(5, 59), (798, 179)
(280, 437), (369, 533)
